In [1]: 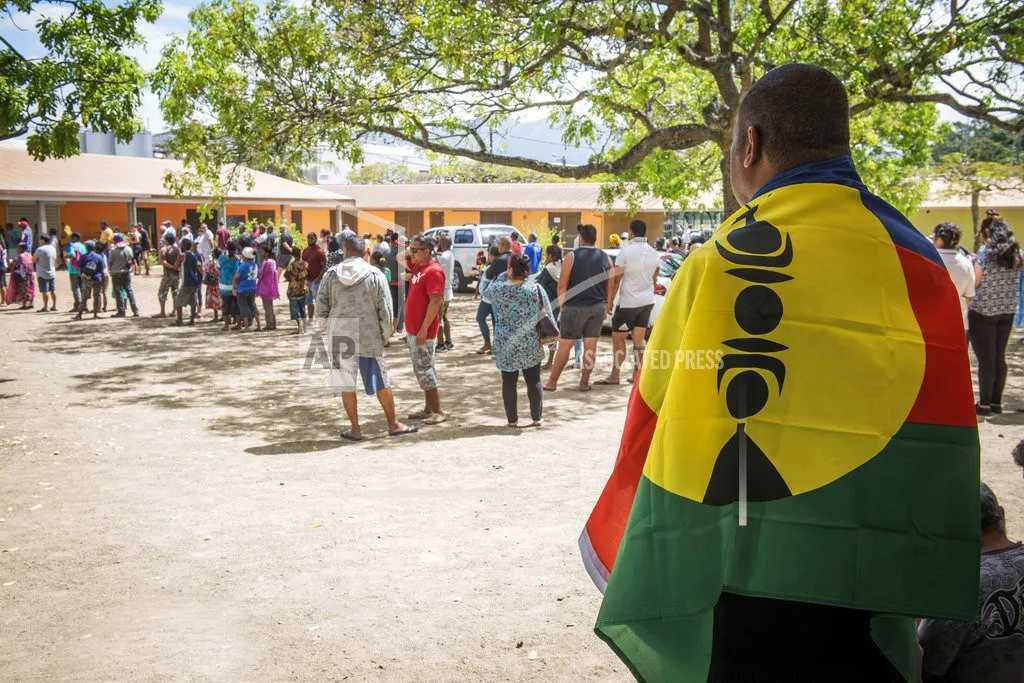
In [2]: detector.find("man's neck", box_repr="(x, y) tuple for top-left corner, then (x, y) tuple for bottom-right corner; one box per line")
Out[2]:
(981, 531), (1017, 553)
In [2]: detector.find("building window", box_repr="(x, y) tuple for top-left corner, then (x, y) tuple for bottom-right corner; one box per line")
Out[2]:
(247, 209), (276, 225)
(480, 210), (512, 225)
(291, 210), (303, 231)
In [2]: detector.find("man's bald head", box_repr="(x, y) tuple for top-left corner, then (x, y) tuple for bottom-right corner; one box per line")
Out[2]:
(731, 64), (852, 204)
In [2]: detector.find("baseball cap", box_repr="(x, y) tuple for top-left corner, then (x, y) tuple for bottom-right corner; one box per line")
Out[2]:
(112, 234), (124, 243)
(242, 246), (255, 259)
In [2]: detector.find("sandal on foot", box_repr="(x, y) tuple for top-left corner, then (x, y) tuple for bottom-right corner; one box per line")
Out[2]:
(389, 425), (420, 437)
(339, 430), (362, 442)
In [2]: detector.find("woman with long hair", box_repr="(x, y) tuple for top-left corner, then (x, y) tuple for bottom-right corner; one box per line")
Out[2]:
(487, 253), (552, 427)
(969, 219), (1022, 415)
(7, 243), (35, 309)
(474, 245), (500, 355)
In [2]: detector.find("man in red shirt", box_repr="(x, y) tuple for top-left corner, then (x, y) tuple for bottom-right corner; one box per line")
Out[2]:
(215, 221), (231, 251)
(301, 232), (327, 319)
(404, 235), (446, 424)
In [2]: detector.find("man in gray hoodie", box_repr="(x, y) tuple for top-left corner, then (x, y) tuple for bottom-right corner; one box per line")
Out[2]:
(316, 233), (418, 440)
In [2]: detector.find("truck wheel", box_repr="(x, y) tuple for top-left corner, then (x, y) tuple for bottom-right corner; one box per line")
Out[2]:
(453, 264), (470, 293)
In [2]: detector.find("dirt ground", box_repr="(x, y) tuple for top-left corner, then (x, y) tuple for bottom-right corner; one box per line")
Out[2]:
(1, 269), (1022, 682)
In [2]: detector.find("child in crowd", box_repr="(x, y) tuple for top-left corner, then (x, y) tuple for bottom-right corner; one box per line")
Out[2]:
(173, 237), (202, 326)
(233, 246), (261, 332)
(256, 244), (279, 331)
(283, 253), (309, 334)
(204, 247), (222, 323)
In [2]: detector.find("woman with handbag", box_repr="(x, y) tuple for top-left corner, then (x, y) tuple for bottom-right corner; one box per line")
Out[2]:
(487, 253), (555, 427)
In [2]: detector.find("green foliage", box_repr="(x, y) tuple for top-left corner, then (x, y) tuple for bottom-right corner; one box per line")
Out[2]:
(929, 153), (1024, 247)
(933, 121), (1024, 164)
(0, 0), (161, 157)
(346, 157), (568, 184)
(155, 0), (1024, 215)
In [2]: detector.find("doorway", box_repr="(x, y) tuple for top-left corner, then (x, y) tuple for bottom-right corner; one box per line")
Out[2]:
(429, 211), (445, 229)
(137, 207), (156, 244)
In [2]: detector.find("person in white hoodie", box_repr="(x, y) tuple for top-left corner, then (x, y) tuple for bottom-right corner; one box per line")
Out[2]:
(316, 232), (418, 440)
(932, 222), (975, 330)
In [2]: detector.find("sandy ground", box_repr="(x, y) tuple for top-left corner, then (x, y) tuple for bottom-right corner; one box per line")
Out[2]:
(1, 269), (1023, 682)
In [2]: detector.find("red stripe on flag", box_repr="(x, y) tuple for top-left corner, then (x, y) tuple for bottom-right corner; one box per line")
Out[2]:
(896, 245), (976, 428)
(583, 380), (659, 577)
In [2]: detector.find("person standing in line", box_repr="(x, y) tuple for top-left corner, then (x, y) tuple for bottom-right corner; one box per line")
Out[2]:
(18, 218), (33, 252)
(919, 483), (1024, 682)
(509, 231), (525, 256)
(5, 223), (19, 251)
(317, 228), (331, 254)
(108, 234), (139, 317)
(172, 237), (201, 326)
(544, 224), (612, 392)
(218, 243), (240, 330)
(969, 220), (1022, 416)
(33, 234), (57, 312)
(215, 221), (231, 252)
(435, 234), (456, 351)
(8, 242), (35, 309)
(195, 223), (215, 263)
(157, 233), (181, 318)
(275, 224), (293, 278)
(232, 246), (261, 332)
(325, 234), (343, 268)
(0, 232), (8, 306)
(318, 232), (417, 440)
(524, 233), (542, 273)
(371, 233), (389, 257)
(203, 247), (222, 324)
(256, 243), (280, 330)
(66, 232), (87, 311)
(486, 235), (512, 282)
(283, 250), (309, 334)
(598, 219), (661, 385)
(300, 232), (326, 320)
(403, 235), (447, 425)
(474, 245), (500, 355)
(536, 245), (583, 369)
(932, 223), (975, 330)
(74, 241), (104, 320)
(128, 224), (141, 275)
(385, 234), (406, 334)
(488, 253), (551, 427)
(137, 223), (152, 275)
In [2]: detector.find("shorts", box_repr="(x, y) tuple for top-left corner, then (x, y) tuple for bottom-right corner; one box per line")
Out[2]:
(221, 292), (238, 317)
(275, 253), (292, 269)
(611, 304), (654, 332)
(81, 277), (101, 303)
(306, 280), (320, 306)
(289, 298), (307, 320)
(158, 270), (180, 302)
(237, 291), (257, 321)
(37, 276), (55, 293)
(405, 334), (439, 390)
(439, 300), (451, 322)
(559, 304), (606, 339)
(329, 355), (391, 396)
(175, 284), (198, 308)
(131, 245), (142, 263)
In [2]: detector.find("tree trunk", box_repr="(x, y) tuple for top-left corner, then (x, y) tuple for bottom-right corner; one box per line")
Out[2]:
(971, 189), (981, 252)
(720, 147), (739, 217)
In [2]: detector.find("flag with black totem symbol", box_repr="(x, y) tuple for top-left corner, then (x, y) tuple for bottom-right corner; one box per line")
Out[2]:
(579, 157), (980, 682)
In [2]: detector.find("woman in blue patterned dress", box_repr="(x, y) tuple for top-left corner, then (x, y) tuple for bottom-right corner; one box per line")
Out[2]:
(488, 253), (553, 427)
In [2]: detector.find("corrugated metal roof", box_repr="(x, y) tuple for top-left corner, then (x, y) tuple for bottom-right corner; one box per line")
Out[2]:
(321, 182), (721, 212)
(919, 181), (1024, 209)
(0, 149), (354, 207)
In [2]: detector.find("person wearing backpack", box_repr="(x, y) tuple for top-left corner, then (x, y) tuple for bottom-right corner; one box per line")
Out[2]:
(66, 232), (88, 312)
(74, 241), (105, 320)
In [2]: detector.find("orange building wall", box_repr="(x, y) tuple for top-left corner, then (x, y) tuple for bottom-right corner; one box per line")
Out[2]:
(60, 201), (132, 240)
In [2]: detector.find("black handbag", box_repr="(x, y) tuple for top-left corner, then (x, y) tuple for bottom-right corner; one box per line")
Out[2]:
(535, 286), (559, 345)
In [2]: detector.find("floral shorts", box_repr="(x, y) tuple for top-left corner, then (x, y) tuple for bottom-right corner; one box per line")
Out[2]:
(405, 334), (438, 390)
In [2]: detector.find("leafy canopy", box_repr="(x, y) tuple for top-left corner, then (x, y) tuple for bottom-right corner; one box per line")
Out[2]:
(155, 0), (1024, 214)
(0, 0), (161, 158)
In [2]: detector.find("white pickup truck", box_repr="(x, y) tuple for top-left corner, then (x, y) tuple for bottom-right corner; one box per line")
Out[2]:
(421, 223), (527, 292)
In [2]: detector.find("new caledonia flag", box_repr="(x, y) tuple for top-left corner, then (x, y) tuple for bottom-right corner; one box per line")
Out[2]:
(579, 156), (980, 681)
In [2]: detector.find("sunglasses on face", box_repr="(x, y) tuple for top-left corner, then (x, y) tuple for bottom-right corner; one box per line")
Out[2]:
(408, 247), (429, 253)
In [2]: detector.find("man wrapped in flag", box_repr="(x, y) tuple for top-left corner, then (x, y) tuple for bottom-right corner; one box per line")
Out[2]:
(580, 64), (979, 682)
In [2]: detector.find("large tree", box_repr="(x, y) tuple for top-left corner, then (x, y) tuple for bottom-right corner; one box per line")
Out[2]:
(0, 0), (161, 158)
(154, 0), (1024, 214)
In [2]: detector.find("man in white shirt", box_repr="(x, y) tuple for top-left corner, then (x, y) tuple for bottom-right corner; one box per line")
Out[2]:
(435, 234), (456, 351)
(932, 222), (975, 329)
(598, 219), (661, 384)
(195, 223), (215, 261)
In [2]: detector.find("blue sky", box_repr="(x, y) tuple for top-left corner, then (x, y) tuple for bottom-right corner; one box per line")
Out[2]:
(0, 0), (198, 133)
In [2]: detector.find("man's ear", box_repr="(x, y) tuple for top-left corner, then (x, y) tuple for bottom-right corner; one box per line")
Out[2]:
(744, 125), (763, 168)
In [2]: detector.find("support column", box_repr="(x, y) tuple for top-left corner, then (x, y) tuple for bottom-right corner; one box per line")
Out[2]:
(219, 203), (227, 230)
(279, 203), (288, 226)
(36, 200), (47, 245)
(333, 205), (344, 233)
(128, 198), (138, 226)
